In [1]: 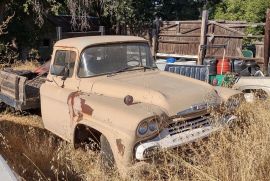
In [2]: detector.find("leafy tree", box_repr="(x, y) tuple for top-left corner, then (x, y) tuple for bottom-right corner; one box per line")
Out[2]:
(103, 0), (155, 34)
(213, 0), (270, 40)
(214, 0), (270, 23)
(155, 0), (201, 20)
(154, 0), (221, 21)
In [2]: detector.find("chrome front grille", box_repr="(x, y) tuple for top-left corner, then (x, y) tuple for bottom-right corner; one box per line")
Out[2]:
(168, 115), (211, 136)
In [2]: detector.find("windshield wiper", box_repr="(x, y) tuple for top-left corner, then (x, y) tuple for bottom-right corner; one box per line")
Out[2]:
(107, 66), (156, 77)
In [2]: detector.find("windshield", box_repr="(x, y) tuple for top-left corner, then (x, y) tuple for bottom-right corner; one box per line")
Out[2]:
(78, 43), (156, 77)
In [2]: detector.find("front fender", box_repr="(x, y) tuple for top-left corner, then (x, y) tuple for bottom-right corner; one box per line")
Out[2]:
(233, 85), (270, 96)
(214, 86), (242, 101)
(68, 92), (165, 170)
(232, 77), (270, 96)
(72, 119), (135, 171)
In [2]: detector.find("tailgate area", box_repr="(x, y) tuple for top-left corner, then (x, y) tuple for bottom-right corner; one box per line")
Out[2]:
(0, 69), (45, 110)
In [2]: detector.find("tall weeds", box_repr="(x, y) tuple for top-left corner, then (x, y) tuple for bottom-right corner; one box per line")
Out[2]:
(0, 100), (270, 180)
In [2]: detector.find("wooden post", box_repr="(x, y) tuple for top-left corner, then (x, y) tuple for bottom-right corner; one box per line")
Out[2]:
(99, 26), (105, 35)
(56, 26), (62, 40)
(198, 10), (208, 65)
(264, 9), (270, 74)
(151, 17), (160, 56)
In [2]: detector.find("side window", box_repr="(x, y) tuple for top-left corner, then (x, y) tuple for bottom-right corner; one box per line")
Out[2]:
(54, 51), (66, 66)
(52, 50), (76, 77)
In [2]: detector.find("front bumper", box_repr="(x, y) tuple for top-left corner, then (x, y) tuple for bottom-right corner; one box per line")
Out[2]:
(135, 115), (236, 160)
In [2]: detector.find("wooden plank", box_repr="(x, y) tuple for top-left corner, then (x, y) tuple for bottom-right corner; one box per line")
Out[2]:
(0, 78), (18, 84)
(162, 21), (201, 25)
(160, 24), (178, 31)
(152, 18), (161, 56)
(0, 72), (17, 82)
(198, 10), (208, 65)
(211, 55), (263, 61)
(211, 22), (245, 35)
(1, 81), (16, 90)
(177, 23), (181, 33)
(159, 34), (263, 38)
(207, 34), (264, 38)
(159, 40), (200, 44)
(1, 86), (16, 93)
(19, 77), (27, 103)
(0, 72), (17, 100)
(227, 23), (265, 28)
(264, 9), (270, 73)
(1, 87), (16, 99)
(215, 20), (247, 24)
(181, 27), (201, 34)
(0, 71), (23, 100)
(159, 34), (201, 37)
(14, 76), (19, 100)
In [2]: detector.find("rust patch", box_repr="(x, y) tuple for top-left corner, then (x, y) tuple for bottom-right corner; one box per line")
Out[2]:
(80, 98), (93, 115)
(67, 91), (94, 124)
(116, 139), (125, 156)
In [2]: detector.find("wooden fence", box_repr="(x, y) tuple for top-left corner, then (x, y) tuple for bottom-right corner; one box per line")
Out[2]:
(158, 20), (249, 57)
(153, 10), (269, 70)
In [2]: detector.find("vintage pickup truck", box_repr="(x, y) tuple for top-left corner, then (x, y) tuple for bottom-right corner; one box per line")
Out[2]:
(0, 36), (242, 172)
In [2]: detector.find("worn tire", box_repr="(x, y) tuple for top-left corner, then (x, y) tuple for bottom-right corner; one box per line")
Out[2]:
(100, 134), (115, 171)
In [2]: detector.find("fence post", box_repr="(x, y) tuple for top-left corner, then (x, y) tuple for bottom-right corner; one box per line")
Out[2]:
(264, 9), (270, 74)
(152, 17), (160, 56)
(99, 26), (105, 35)
(56, 26), (62, 40)
(198, 10), (208, 65)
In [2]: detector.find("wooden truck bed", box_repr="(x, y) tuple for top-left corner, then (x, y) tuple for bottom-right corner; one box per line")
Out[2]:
(0, 69), (46, 111)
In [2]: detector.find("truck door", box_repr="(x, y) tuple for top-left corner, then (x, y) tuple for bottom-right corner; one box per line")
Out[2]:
(40, 48), (79, 141)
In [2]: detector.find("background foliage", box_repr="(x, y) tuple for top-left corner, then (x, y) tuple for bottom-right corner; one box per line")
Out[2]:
(0, 0), (269, 56)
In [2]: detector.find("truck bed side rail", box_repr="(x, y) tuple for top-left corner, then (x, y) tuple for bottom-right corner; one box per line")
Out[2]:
(0, 70), (27, 109)
(164, 64), (209, 82)
(0, 70), (41, 111)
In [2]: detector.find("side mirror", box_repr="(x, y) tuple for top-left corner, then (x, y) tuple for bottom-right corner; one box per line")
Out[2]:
(61, 68), (70, 80)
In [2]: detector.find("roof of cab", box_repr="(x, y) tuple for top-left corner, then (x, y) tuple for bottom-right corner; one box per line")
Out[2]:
(54, 36), (148, 51)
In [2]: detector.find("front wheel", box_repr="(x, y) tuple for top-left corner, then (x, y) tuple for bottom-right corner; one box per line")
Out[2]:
(100, 134), (115, 170)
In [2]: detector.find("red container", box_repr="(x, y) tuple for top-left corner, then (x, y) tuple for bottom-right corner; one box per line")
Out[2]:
(217, 58), (231, 74)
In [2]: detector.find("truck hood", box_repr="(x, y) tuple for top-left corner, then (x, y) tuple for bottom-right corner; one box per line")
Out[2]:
(91, 70), (219, 115)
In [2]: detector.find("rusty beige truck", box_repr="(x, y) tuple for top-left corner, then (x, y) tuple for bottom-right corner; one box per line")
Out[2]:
(0, 36), (242, 172)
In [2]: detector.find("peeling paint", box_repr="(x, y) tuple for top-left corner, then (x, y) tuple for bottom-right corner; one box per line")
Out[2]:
(116, 139), (125, 156)
(80, 98), (93, 115)
(67, 91), (94, 125)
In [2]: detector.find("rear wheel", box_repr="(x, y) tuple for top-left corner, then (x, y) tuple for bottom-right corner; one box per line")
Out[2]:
(100, 134), (115, 170)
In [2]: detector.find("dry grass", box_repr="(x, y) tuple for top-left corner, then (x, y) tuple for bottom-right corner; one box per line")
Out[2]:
(0, 100), (270, 180)
(11, 60), (41, 71)
(0, 60), (41, 71)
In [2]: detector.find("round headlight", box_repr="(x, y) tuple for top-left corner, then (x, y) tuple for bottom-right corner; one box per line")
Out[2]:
(138, 121), (148, 135)
(148, 119), (158, 132)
